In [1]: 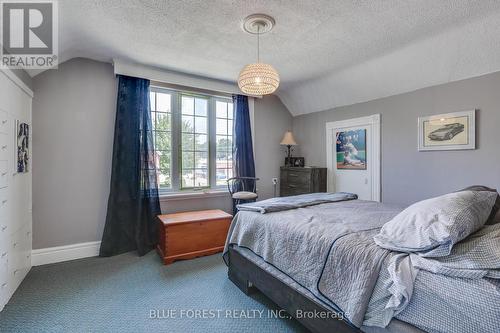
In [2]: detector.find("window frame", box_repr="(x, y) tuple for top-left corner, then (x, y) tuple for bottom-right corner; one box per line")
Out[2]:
(214, 99), (234, 187)
(150, 86), (234, 195)
(149, 87), (174, 190)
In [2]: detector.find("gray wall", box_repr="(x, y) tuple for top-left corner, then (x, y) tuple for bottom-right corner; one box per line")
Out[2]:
(32, 58), (117, 249)
(31, 56), (500, 248)
(160, 196), (231, 215)
(32, 58), (292, 249)
(293, 71), (500, 206)
(254, 95), (293, 199)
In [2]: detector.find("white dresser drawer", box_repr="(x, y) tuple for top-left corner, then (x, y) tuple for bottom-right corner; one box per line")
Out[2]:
(22, 223), (31, 266)
(0, 251), (7, 277)
(0, 133), (8, 161)
(0, 186), (10, 231)
(7, 226), (29, 296)
(9, 223), (30, 270)
(0, 223), (8, 253)
(0, 110), (8, 135)
(0, 253), (8, 311)
(0, 250), (7, 268)
(0, 187), (9, 251)
(0, 160), (8, 189)
(8, 231), (22, 274)
(0, 253), (7, 286)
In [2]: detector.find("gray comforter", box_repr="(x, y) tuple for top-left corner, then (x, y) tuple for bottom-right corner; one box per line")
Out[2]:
(224, 199), (401, 327)
(223, 199), (500, 332)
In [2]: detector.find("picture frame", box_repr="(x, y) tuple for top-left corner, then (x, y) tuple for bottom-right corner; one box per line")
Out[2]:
(418, 110), (475, 151)
(285, 157), (305, 167)
(16, 120), (30, 173)
(336, 129), (367, 170)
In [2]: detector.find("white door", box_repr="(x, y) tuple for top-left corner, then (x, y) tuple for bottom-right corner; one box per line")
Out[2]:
(326, 115), (380, 201)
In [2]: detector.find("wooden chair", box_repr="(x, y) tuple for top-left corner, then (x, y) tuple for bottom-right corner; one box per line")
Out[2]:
(227, 177), (259, 214)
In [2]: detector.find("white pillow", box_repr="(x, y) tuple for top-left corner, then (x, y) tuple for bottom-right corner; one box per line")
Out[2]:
(373, 191), (498, 257)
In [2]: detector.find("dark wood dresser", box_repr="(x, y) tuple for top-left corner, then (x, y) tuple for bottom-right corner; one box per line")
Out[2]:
(280, 167), (327, 197)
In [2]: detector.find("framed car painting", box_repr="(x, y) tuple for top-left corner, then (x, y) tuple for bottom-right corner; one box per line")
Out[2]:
(418, 110), (475, 151)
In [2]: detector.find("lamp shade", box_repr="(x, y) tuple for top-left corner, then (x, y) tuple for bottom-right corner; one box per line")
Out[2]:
(238, 63), (280, 96)
(280, 131), (297, 146)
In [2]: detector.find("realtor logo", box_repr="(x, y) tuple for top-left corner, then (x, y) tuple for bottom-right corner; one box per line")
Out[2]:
(1, 0), (58, 69)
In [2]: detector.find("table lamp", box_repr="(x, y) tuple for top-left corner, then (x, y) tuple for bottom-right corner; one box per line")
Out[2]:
(280, 131), (298, 165)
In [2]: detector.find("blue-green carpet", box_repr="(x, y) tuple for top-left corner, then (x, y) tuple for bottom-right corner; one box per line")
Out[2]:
(0, 252), (308, 333)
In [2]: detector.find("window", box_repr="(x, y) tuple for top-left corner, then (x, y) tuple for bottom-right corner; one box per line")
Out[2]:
(215, 100), (233, 186)
(181, 95), (208, 188)
(149, 87), (234, 193)
(150, 91), (172, 188)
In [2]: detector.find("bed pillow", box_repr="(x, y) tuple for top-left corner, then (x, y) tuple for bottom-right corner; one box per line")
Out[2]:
(373, 190), (498, 257)
(456, 185), (500, 225)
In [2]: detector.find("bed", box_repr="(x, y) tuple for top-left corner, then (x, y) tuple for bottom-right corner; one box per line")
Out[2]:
(223, 193), (500, 333)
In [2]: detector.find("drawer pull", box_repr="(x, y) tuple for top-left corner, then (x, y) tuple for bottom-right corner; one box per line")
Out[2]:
(1, 225), (6, 231)
(1, 282), (6, 287)
(26, 231), (31, 236)
(1, 252), (6, 257)
(1, 172), (7, 176)
(2, 199), (7, 204)
(289, 184), (297, 188)
(1, 120), (7, 124)
(13, 242), (17, 248)
(1, 145), (6, 150)
(289, 173), (298, 177)
(13, 269), (20, 275)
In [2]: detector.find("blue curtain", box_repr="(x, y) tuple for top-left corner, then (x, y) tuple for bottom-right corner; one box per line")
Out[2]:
(232, 94), (256, 187)
(100, 75), (161, 257)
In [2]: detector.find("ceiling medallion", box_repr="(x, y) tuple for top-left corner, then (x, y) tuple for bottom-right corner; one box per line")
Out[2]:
(238, 14), (280, 96)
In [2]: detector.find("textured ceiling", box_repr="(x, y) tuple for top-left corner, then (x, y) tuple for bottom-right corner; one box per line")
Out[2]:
(37, 0), (500, 115)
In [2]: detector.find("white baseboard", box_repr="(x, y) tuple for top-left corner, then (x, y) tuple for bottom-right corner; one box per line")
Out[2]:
(32, 241), (101, 266)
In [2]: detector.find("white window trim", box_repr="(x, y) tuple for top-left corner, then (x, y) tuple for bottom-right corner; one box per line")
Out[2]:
(151, 86), (234, 195)
(159, 188), (230, 201)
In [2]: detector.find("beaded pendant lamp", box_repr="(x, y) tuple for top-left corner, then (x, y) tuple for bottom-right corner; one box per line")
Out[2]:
(238, 14), (280, 96)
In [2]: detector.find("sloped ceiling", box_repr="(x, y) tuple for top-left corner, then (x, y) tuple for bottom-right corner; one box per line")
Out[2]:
(33, 0), (500, 115)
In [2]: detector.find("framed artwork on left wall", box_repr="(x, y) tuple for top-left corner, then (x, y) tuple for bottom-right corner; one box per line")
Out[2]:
(16, 120), (29, 173)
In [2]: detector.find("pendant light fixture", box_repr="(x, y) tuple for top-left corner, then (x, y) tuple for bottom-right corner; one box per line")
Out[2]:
(238, 14), (280, 96)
